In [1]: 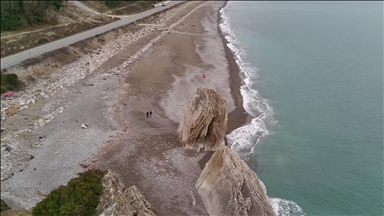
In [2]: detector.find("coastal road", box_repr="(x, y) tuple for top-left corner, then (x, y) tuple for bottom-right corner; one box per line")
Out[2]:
(0, 1), (185, 70)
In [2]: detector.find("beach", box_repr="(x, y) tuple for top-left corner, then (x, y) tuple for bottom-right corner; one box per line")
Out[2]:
(1, 1), (248, 215)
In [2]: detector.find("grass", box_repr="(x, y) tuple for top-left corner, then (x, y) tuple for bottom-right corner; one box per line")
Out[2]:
(32, 169), (106, 216)
(0, 73), (24, 94)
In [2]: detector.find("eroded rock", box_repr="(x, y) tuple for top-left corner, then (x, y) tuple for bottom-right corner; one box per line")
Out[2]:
(178, 87), (227, 151)
(195, 145), (275, 216)
(96, 170), (155, 216)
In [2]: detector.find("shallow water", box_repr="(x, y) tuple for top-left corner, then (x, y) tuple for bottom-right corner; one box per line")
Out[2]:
(221, 2), (383, 215)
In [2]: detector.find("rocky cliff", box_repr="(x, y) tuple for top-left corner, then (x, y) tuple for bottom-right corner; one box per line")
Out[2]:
(196, 145), (275, 216)
(178, 87), (228, 151)
(96, 170), (155, 216)
(180, 88), (276, 216)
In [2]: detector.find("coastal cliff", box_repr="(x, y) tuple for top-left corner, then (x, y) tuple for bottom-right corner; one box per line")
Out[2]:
(196, 145), (275, 216)
(179, 88), (275, 216)
(96, 170), (155, 216)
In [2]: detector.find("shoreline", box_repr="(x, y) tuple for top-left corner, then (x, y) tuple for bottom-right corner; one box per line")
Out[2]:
(218, 1), (249, 135)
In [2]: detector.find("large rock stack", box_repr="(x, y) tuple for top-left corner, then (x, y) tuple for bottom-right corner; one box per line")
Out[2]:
(178, 88), (275, 216)
(178, 87), (228, 151)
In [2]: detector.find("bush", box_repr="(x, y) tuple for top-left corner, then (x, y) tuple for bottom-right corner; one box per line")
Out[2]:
(1, 14), (22, 31)
(32, 169), (106, 216)
(0, 73), (24, 94)
(37, 38), (49, 45)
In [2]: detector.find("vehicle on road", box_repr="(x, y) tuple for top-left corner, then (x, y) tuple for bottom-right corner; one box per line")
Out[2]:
(162, 3), (167, 6)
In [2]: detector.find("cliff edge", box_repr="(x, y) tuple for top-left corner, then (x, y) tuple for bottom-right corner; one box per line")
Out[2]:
(96, 170), (155, 216)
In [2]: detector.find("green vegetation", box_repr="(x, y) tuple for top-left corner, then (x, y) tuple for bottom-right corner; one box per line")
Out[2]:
(104, 0), (136, 9)
(1, 1), (65, 32)
(37, 38), (50, 45)
(104, 1), (159, 9)
(32, 169), (106, 216)
(0, 73), (24, 94)
(105, 1), (159, 15)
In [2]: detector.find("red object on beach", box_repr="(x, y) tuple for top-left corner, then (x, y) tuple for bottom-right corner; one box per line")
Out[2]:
(202, 74), (206, 78)
(3, 91), (14, 97)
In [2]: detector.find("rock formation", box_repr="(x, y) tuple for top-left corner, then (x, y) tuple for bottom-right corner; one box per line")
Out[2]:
(96, 170), (155, 216)
(196, 145), (275, 216)
(179, 88), (275, 216)
(178, 87), (228, 151)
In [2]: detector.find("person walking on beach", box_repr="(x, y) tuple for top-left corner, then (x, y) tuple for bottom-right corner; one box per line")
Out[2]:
(150, 111), (152, 117)
(146, 112), (149, 118)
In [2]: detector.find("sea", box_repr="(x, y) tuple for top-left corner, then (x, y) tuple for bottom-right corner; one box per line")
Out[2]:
(220, 1), (383, 216)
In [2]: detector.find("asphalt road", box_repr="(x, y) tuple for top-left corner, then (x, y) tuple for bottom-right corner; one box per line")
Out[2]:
(0, 1), (185, 70)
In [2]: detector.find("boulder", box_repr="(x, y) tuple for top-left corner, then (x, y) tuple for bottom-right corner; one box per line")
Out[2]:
(178, 87), (228, 151)
(6, 108), (18, 116)
(96, 170), (155, 216)
(195, 145), (276, 216)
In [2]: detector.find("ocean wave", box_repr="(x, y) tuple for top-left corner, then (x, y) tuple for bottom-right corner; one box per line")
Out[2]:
(219, 2), (276, 156)
(271, 198), (307, 216)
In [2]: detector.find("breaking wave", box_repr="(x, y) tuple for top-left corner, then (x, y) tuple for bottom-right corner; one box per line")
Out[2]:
(271, 198), (307, 216)
(219, 3), (306, 216)
(219, 2), (276, 157)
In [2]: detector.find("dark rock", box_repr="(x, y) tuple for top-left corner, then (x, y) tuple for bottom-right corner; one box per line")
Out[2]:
(1, 199), (11, 211)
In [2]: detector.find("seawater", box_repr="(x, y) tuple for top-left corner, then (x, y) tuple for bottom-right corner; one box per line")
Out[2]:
(220, 2), (383, 216)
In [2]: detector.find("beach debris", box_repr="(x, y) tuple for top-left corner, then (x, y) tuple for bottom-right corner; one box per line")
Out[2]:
(54, 151), (61, 156)
(1, 173), (14, 181)
(79, 163), (89, 168)
(202, 74), (206, 78)
(5, 146), (12, 152)
(81, 124), (88, 129)
(3, 91), (14, 97)
(29, 155), (35, 160)
(189, 190), (196, 207)
(37, 191), (48, 197)
(31, 143), (41, 148)
(0, 128), (6, 133)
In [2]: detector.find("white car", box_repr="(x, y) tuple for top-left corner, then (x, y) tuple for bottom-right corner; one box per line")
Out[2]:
(162, 2), (167, 6)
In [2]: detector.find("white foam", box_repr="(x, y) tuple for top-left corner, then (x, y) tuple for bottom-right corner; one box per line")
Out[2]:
(271, 198), (306, 216)
(220, 3), (276, 156)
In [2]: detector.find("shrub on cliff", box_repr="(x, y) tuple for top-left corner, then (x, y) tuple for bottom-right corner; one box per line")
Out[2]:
(32, 169), (106, 216)
(0, 73), (24, 94)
